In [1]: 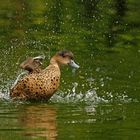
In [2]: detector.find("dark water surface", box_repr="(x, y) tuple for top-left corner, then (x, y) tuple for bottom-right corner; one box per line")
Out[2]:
(0, 0), (140, 139)
(0, 102), (140, 140)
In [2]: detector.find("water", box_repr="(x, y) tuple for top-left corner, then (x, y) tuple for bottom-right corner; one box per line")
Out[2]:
(0, 0), (140, 139)
(0, 102), (140, 140)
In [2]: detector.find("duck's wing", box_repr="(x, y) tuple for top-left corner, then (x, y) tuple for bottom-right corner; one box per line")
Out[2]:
(20, 55), (46, 72)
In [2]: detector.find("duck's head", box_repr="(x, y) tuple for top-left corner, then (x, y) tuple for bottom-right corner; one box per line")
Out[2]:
(20, 55), (45, 72)
(51, 50), (80, 69)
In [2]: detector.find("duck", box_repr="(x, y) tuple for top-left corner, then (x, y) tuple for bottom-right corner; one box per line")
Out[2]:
(10, 50), (79, 101)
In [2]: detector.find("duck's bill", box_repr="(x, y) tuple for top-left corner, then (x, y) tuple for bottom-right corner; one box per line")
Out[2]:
(69, 60), (80, 69)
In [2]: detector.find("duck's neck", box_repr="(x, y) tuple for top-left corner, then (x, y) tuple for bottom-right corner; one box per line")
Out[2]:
(50, 57), (60, 69)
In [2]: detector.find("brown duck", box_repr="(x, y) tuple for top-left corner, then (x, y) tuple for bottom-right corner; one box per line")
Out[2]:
(10, 50), (79, 101)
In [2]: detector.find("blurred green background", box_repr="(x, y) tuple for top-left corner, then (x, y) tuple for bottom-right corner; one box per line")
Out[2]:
(0, 0), (140, 140)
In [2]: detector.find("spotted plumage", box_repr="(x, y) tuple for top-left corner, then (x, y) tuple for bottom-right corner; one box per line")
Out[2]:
(10, 50), (79, 101)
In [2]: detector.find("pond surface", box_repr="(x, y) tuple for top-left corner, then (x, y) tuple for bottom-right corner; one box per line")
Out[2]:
(0, 102), (140, 140)
(0, 0), (140, 140)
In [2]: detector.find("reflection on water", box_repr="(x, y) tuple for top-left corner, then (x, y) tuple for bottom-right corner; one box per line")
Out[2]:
(0, 102), (58, 140)
(0, 100), (140, 139)
(21, 104), (57, 139)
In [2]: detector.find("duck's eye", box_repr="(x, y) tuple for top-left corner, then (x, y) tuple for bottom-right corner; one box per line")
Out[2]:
(62, 55), (66, 58)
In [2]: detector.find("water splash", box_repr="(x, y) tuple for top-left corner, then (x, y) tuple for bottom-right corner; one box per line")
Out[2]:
(0, 75), (138, 105)
(50, 80), (138, 105)
(50, 89), (138, 105)
(50, 87), (108, 105)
